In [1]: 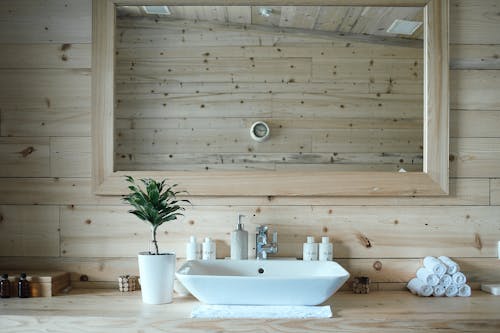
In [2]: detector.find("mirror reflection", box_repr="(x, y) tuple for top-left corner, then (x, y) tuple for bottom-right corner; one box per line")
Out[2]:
(114, 5), (423, 173)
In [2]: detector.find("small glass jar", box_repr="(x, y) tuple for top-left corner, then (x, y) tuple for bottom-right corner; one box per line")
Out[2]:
(0, 273), (10, 298)
(18, 273), (30, 298)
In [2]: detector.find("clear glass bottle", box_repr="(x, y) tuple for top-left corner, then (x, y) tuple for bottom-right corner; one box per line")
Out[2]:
(18, 272), (30, 298)
(0, 273), (10, 298)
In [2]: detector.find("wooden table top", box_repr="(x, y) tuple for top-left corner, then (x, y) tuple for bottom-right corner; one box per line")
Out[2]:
(1, 290), (499, 332)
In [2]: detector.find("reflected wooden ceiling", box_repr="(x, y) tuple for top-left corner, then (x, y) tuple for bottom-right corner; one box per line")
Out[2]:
(116, 6), (424, 39)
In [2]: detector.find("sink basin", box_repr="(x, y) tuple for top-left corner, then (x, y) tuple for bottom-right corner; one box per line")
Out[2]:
(175, 260), (350, 305)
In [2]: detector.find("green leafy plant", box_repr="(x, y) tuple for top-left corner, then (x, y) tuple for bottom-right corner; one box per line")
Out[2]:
(123, 176), (190, 255)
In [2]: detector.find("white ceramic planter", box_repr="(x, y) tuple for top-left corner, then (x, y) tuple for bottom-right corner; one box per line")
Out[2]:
(138, 252), (176, 304)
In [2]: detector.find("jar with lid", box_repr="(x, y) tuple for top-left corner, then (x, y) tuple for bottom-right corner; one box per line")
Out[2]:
(0, 273), (11, 298)
(18, 272), (30, 298)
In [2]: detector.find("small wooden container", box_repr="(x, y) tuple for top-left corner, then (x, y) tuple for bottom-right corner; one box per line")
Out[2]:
(118, 275), (138, 292)
(352, 276), (371, 294)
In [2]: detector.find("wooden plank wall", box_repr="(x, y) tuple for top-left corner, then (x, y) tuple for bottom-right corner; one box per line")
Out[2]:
(1, 0), (500, 291)
(114, 16), (424, 172)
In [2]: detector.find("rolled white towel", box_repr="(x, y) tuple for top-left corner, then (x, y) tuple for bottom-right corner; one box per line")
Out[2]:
(445, 284), (459, 297)
(433, 284), (446, 297)
(423, 256), (447, 277)
(416, 267), (440, 286)
(440, 274), (452, 288)
(407, 278), (433, 297)
(438, 256), (460, 275)
(458, 284), (471, 297)
(452, 272), (467, 286)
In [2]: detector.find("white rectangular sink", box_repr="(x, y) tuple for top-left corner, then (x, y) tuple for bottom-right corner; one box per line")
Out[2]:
(176, 260), (350, 305)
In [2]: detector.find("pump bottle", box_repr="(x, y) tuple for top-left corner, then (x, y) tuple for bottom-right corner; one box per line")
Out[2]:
(231, 213), (248, 260)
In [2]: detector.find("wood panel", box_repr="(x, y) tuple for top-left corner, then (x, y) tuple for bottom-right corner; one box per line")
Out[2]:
(0, 43), (91, 69)
(0, 137), (50, 177)
(50, 137), (91, 177)
(450, 44), (500, 70)
(451, 110), (500, 138)
(450, 138), (500, 177)
(0, 205), (59, 256)
(0, 178), (119, 206)
(115, 152), (423, 172)
(117, 57), (313, 83)
(0, 0), (91, 44)
(450, 70), (500, 111)
(450, 0), (500, 44)
(0, 256), (497, 286)
(1, 109), (90, 137)
(60, 205), (500, 258)
(490, 179), (500, 206)
(116, 43), (424, 61)
(0, 69), (90, 111)
(0, 178), (487, 206)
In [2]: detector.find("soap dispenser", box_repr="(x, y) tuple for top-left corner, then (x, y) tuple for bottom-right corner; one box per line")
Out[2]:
(303, 236), (318, 261)
(231, 213), (248, 260)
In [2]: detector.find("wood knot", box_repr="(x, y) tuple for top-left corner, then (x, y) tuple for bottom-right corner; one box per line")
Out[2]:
(267, 196), (273, 202)
(328, 209), (333, 214)
(61, 43), (71, 51)
(20, 146), (35, 157)
(84, 219), (92, 224)
(449, 154), (455, 162)
(373, 261), (382, 271)
(357, 233), (372, 248)
(322, 227), (328, 233)
(474, 233), (483, 250)
(256, 207), (261, 214)
(188, 220), (195, 225)
(0, 214), (3, 223)
(79, 274), (89, 282)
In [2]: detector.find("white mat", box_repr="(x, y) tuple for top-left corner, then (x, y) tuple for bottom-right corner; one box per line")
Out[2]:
(191, 305), (332, 319)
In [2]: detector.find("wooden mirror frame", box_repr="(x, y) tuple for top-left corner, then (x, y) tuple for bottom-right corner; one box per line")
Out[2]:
(92, 0), (448, 196)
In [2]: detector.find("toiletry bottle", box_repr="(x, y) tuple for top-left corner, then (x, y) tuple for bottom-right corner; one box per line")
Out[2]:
(230, 213), (248, 260)
(318, 236), (333, 261)
(202, 237), (216, 260)
(0, 274), (10, 298)
(186, 236), (201, 260)
(303, 236), (318, 261)
(18, 273), (30, 298)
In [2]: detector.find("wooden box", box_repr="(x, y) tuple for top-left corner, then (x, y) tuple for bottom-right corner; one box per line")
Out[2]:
(7, 271), (70, 297)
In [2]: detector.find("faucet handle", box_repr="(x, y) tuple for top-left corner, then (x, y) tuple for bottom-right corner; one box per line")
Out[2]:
(257, 225), (268, 234)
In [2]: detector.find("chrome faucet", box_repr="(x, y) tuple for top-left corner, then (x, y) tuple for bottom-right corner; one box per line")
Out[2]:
(256, 225), (278, 260)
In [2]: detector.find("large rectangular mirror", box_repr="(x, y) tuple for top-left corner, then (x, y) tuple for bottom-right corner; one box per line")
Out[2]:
(92, 0), (448, 196)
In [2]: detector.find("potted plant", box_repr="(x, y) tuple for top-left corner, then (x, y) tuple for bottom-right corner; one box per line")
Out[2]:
(123, 176), (189, 304)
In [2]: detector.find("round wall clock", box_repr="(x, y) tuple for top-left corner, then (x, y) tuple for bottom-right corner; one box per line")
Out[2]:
(250, 121), (270, 142)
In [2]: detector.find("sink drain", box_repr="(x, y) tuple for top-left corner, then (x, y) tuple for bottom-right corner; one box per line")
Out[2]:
(258, 268), (264, 274)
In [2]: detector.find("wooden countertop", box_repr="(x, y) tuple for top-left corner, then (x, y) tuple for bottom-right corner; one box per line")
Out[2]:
(1, 290), (499, 332)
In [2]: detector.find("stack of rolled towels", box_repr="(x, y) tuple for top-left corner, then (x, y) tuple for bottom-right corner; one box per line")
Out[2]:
(407, 256), (471, 297)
